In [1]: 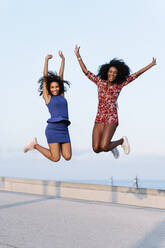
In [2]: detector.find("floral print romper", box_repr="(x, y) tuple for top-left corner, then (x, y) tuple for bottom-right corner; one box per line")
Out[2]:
(86, 71), (137, 126)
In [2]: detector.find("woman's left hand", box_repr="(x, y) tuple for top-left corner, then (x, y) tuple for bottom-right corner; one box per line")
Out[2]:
(151, 57), (156, 66)
(59, 50), (65, 60)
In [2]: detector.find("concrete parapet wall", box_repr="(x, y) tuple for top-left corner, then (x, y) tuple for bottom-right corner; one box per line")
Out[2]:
(0, 176), (165, 209)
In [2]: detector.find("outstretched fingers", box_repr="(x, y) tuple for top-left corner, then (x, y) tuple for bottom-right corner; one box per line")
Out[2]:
(45, 54), (53, 60)
(59, 50), (65, 60)
(75, 45), (80, 56)
(152, 57), (156, 66)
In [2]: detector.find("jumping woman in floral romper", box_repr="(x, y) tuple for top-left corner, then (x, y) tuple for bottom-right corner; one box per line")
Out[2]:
(75, 45), (156, 159)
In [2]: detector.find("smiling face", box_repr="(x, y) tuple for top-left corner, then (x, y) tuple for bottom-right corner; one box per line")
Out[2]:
(50, 82), (60, 96)
(107, 66), (118, 83)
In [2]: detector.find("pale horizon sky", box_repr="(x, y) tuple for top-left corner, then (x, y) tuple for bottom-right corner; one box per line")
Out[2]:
(1, 0), (165, 181)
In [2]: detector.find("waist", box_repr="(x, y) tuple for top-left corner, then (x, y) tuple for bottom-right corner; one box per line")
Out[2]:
(46, 121), (69, 129)
(98, 102), (117, 108)
(47, 117), (71, 126)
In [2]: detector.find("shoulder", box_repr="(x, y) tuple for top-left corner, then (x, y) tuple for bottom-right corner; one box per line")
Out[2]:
(87, 71), (106, 85)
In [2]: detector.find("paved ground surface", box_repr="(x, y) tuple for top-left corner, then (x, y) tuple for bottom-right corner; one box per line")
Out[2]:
(0, 191), (165, 248)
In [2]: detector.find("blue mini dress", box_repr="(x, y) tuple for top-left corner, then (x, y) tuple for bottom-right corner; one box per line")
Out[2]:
(45, 96), (71, 144)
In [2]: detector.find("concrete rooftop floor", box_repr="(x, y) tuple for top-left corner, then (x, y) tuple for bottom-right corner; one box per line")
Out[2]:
(0, 191), (165, 248)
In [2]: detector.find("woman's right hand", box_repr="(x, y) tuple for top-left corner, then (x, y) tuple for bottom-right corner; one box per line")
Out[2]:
(74, 45), (88, 74)
(75, 45), (80, 58)
(45, 54), (53, 60)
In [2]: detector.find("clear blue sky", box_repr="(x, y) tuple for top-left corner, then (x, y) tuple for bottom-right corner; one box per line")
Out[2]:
(1, 0), (165, 181)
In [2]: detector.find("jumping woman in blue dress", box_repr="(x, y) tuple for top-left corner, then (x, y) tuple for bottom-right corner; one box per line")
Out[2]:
(24, 51), (72, 162)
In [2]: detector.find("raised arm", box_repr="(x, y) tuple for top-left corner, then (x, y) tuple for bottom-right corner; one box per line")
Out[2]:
(136, 58), (156, 77)
(58, 50), (65, 80)
(75, 45), (103, 86)
(74, 45), (88, 75)
(122, 58), (156, 87)
(43, 54), (53, 104)
(44, 54), (52, 77)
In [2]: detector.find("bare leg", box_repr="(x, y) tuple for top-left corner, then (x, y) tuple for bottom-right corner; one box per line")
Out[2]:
(35, 143), (61, 162)
(61, 142), (72, 160)
(100, 123), (123, 152)
(92, 123), (105, 153)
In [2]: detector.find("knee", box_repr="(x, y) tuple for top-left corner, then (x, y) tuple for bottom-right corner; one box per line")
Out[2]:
(51, 155), (60, 162)
(100, 143), (111, 152)
(100, 144), (106, 152)
(93, 145), (100, 153)
(64, 154), (72, 161)
(63, 152), (72, 161)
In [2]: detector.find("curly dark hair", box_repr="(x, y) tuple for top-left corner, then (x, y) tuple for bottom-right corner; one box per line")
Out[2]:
(97, 58), (131, 85)
(38, 71), (70, 96)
